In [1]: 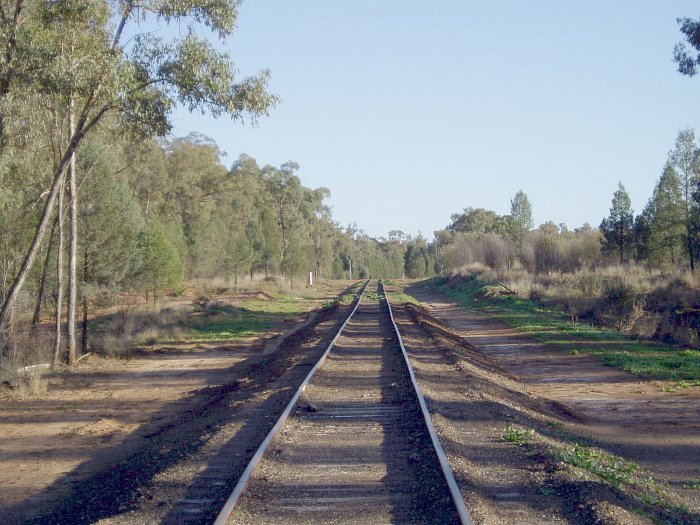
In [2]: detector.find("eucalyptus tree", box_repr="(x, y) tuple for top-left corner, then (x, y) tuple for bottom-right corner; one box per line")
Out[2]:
(450, 207), (509, 237)
(304, 187), (333, 280)
(228, 154), (268, 279)
(404, 235), (432, 278)
(124, 139), (169, 219)
(264, 162), (308, 283)
(0, 0), (277, 341)
(674, 15), (700, 77)
(163, 134), (229, 276)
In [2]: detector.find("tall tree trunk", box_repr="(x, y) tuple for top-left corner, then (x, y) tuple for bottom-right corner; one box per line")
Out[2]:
(688, 218), (695, 272)
(31, 217), (58, 334)
(81, 296), (88, 355)
(0, 87), (110, 339)
(81, 241), (89, 354)
(52, 182), (66, 369)
(67, 103), (78, 365)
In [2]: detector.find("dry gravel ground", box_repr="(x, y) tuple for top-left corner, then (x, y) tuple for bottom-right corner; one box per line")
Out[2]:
(0, 282), (355, 524)
(399, 282), (700, 524)
(233, 292), (461, 524)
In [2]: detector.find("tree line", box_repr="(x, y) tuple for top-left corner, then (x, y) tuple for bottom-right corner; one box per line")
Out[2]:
(428, 128), (700, 276)
(600, 129), (700, 270)
(0, 0), (281, 368)
(3, 5), (700, 368)
(0, 0), (434, 368)
(1, 126), (440, 363)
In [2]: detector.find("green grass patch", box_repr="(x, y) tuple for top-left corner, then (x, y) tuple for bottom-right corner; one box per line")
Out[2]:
(426, 275), (700, 381)
(381, 280), (420, 305)
(364, 290), (385, 302)
(336, 281), (366, 305)
(191, 311), (276, 342)
(178, 292), (333, 343)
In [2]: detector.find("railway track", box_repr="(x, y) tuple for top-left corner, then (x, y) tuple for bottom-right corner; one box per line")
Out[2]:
(214, 281), (472, 525)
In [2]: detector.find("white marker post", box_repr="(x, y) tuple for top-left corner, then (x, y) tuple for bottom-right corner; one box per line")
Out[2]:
(308, 271), (314, 287)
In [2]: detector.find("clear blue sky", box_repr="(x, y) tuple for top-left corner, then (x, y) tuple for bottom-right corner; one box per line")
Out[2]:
(167, 1), (700, 239)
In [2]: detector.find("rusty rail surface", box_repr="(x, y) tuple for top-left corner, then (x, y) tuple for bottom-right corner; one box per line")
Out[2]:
(381, 280), (473, 525)
(213, 280), (370, 525)
(214, 279), (472, 524)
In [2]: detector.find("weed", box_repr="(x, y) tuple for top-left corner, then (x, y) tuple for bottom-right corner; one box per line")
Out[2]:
(546, 420), (563, 430)
(554, 444), (656, 491)
(662, 379), (700, 393)
(381, 281), (419, 305)
(683, 481), (700, 490)
(502, 425), (533, 445)
(363, 291), (385, 302)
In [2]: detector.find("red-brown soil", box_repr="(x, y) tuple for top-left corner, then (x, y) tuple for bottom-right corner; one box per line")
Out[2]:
(406, 282), (700, 515)
(0, 282), (352, 524)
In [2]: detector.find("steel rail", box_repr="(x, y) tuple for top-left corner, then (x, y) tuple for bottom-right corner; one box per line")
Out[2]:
(213, 280), (370, 525)
(380, 280), (474, 525)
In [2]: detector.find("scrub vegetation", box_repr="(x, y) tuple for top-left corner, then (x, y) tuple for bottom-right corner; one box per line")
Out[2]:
(428, 273), (700, 381)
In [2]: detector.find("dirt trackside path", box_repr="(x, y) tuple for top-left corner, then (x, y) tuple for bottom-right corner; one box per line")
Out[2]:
(0, 281), (357, 524)
(407, 282), (700, 514)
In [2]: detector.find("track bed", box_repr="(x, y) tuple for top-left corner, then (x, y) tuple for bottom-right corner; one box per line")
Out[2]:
(230, 288), (461, 524)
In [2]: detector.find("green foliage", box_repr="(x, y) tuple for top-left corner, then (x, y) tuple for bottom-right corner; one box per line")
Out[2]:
(404, 235), (433, 278)
(191, 314), (272, 342)
(79, 133), (144, 287)
(501, 425), (533, 445)
(363, 290), (385, 302)
(644, 163), (685, 266)
(683, 480), (700, 490)
(137, 221), (184, 300)
(555, 444), (654, 490)
(668, 129), (700, 270)
(0, 0), (283, 340)
(675, 16), (700, 77)
(600, 182), (634, 264)
(188, 291), (328, 342)
(450, 207), (509, 237)
(509, 190), (533, 250)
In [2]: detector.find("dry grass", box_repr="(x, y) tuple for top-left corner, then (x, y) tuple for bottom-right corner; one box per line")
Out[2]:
(452, 264), (700, 345)
(1, 331), (52, 398)
(90, 301), (197, 357)
(14, 366), (49, 397)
